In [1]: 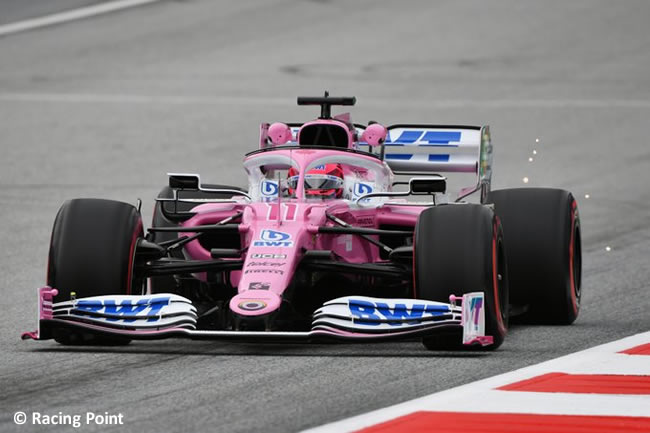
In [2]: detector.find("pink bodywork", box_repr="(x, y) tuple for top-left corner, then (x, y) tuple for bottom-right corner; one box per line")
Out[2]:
(180, 147), (424, 318)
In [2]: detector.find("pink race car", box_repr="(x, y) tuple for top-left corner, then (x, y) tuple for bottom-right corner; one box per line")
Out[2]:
(23, 93), (582, 350)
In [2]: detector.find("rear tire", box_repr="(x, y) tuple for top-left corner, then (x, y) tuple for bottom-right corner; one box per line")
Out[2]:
(48, 198), (143, 345)
(488, 188), (581, 325)
(414, 204), (508, 350)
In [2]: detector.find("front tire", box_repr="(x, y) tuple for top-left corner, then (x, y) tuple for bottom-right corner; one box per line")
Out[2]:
(414, 204), (508, 350)
(48, 198), (143, 344)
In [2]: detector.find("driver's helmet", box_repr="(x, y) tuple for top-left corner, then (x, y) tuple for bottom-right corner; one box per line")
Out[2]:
(287, 163), (344, 199)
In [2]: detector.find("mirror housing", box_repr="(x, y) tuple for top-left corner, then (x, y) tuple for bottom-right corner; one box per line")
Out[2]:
(361, 123), (387, 147)
(168, 173), (200, 190)
(267, 122), (293, 145)
(409, 176), (447, 195)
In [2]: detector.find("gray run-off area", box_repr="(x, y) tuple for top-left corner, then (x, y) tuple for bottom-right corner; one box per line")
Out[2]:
(1, 1), (649, 432)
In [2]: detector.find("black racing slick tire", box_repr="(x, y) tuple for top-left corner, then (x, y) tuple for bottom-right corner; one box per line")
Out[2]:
(47, 198), (144, 345)
(488, 188), (581, 325)
(414, 204), (508, 350)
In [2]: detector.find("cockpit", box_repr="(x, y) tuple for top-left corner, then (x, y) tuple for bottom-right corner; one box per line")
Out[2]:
(243, 150), (392, 203)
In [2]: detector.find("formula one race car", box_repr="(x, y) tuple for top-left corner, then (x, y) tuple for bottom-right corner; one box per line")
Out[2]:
(23, 93), (582, 350)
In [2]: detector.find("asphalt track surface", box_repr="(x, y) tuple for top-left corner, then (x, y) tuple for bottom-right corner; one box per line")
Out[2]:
(1, 1), (649, 432)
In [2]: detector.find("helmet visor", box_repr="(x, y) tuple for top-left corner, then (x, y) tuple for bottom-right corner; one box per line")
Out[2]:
(304, 174), (343, 191)
(286, 173), (344, 193)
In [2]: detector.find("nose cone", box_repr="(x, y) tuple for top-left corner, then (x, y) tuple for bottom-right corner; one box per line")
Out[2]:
(229, 290), (282, 317)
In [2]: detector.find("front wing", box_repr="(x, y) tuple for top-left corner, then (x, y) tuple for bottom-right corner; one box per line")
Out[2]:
(22, 287), (493, 346)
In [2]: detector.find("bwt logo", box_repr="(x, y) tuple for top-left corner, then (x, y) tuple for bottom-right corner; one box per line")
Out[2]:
(260, 230), (290, 241)
(354, 182), (373, 196)
(253, 230), (294, 247)
(348, 300), (449, 326)
(261, 180), (278, 197)
(75, 297), (171, 322)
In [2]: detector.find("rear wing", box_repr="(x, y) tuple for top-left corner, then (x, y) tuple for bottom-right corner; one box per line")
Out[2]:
(382, 125), (493, 202)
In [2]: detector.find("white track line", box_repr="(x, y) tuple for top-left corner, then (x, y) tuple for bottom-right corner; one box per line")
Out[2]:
(2, 93), (650, 109)
(0, 0), (161, 37)
(303, 331), (650, 433)
(0, 93), (294, 106)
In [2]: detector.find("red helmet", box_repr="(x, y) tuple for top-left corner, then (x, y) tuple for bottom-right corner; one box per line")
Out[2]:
(288, 164), (344, 199)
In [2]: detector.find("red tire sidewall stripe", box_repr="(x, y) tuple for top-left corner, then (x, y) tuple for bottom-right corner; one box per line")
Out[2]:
(46, 205), (64, 287)
(126, 219), (143, 295)
(493, 218), (506, 336)
(568, 200), (578, 315)
(46, 225), (55, 287)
